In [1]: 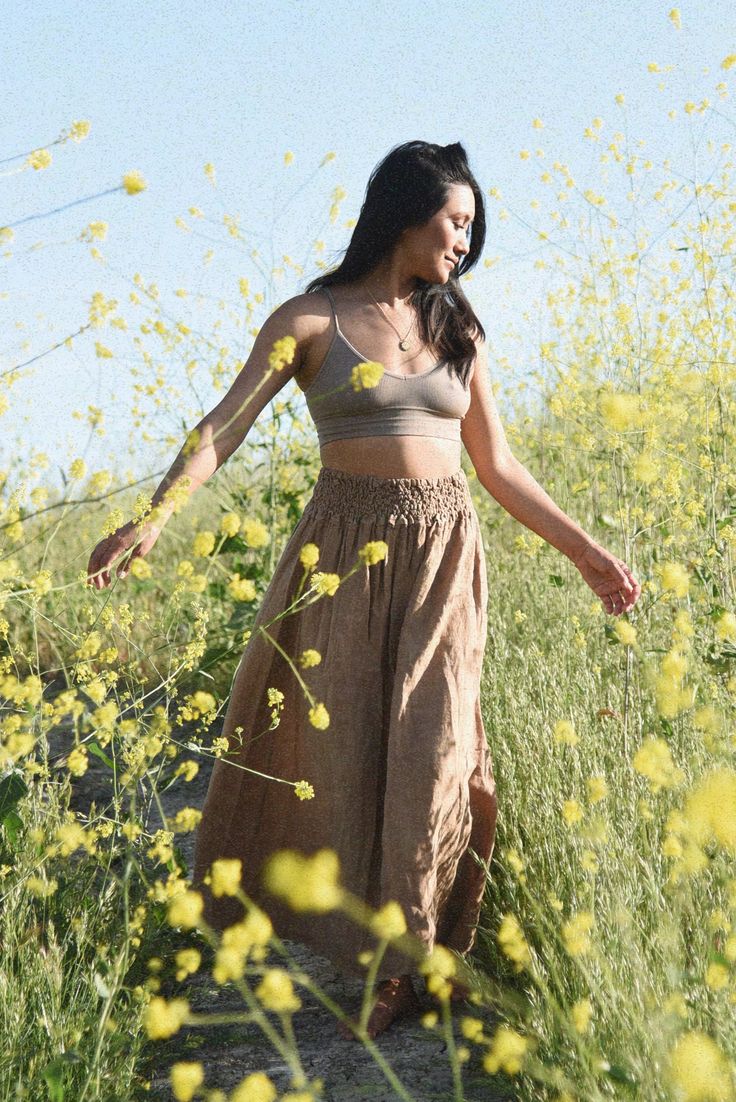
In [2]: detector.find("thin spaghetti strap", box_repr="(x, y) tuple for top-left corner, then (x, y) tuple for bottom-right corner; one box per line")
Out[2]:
(323, 286), (343, 337)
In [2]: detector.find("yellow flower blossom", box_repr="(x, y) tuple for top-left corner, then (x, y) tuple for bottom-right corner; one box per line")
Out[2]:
(167, 890), (203, 929)
(294, 780), (315, 800)
(174, 948), (201, 981)
(600, 391), (641, 432)
(311, 572), (340, 596)
(261, 848), (342, 912)
(614, 620), (637, 646)
(659, 562), (690, 597)
(299, 649), (321, 668)
(561, 911), (594, 956)
(192, 531), (215, 557)
(666, 1030), (733, 1101)
(230, 1072), (277, 1102)
(228, 574), (257, 602)
(308, 702), (330, 729)
(210, 858), (242, 897)
(170, 1061), (204, 1101)
(359, 540), (389, 565)
(28, 148), (52, 170)
(553, 719), (578, 746)
(212, 945), (245, 984)
(220, 512), (241, 538)
(497, 913), (532, 971)
(562, 799), (584, 825)
(255, 968), (301, 1012)
(715, 612), (736, 643)
(351, 361), (385, 390)
(129, 558), (152, 580)
(632, 737), (686, 793)
(144, 995), (189, 1039)
(586, 775), (608, 803)
(482, 1025), (529, 1075)
(123, 170), (147, 195)
(268, 335), (296, 372)
(242, 517), (270, 547)
(571, 997), (593, 1033)
(299, 543), (320, 568)
(683, 768), (736, 853)
(705, 963), (729, 991)
(370, 901), (407, 940)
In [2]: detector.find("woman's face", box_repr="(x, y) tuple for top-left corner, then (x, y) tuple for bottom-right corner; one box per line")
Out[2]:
(402, 183), (475, 285)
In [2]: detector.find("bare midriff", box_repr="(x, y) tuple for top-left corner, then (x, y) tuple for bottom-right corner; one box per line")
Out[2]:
(295, 303), (464, 480)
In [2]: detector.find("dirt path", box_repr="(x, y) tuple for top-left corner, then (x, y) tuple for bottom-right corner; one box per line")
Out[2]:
(46, 683), (515, 1102)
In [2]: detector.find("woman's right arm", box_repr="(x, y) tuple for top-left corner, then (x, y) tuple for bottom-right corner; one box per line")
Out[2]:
(86, 295), (314, 589)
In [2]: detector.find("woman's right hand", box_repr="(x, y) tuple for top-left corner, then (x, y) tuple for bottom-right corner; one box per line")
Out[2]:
(86, 519), (163, 590)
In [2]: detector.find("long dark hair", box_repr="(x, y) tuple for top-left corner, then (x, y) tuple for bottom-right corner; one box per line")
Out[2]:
(302, 140), (486, 387)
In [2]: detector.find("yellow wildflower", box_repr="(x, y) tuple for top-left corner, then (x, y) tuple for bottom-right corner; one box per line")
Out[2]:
(242, 517), (270, 547)
(170, 1062), (204, 1101)
(561, 911), (594, 956)
(123, 170), (147, 195)
(129, 558), (152, 580)
(167, 890), (203, 929)
(684, 768), (736, 853)
(715, 612), (736, 643)
(370, 901), (407, 940)
(143, 995), (189, 1039)
(632, 737), (686, 793)
(174, 948), (201, 981)
(228, 574), (257, 602)
(299, 543), (320, 568)
(586, 775), (608, 803)
(311, 572), (340, 596)
(359, 540), (389, 565)
(192, 531), (215, 557)
(571, 997), (593, 1033)
(497, 913), (532, 971)
(482, 1025), (529, 1075)
(666, 1030), (733, 1101)
(210, 858), (242, 897)
(220, 513), (241, 537)
(351, 361), (384, 390)
(659, 562), (690, 597)
(261, 848), (342, 912)
(255, 968), (301, 1013)
(705, 963), (729, 991)
(600, 391), (641, 432)
(230, 1073), (277, 1102)
(553, 719), (578, 746)
(308, 702), (330, 729)
(562, 799), (584, 825)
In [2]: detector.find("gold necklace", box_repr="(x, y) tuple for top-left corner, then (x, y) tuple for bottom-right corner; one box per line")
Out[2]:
(365, 288), (416, 352)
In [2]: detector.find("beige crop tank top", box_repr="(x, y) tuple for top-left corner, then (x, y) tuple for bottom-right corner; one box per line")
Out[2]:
(302, 287), (471, 447)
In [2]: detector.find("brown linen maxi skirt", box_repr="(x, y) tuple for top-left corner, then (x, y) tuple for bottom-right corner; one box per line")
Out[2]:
(192, 465), (498, 983)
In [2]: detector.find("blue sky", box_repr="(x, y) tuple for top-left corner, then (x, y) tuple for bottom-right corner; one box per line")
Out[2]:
(2, 0), (733, 490)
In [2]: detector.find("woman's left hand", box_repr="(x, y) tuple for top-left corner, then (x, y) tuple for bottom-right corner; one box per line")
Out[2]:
(571, 541), (642, 616)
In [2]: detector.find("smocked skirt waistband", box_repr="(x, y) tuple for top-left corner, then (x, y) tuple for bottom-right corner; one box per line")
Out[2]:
(303, 465), (475, 523)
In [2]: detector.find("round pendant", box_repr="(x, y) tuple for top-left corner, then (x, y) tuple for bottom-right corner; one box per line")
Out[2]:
(398, 339), (410, 351)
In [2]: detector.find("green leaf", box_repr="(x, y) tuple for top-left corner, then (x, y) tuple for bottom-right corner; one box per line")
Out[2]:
(548, 574), (564, 588)
(87, 742), (114, 769)
(603, 1063), (638, 1088)
(2, 809), (22, 845)
(0, 773), (28, 823)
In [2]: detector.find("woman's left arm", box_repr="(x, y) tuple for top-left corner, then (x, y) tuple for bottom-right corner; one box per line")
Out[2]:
(461, 340), (641, 617)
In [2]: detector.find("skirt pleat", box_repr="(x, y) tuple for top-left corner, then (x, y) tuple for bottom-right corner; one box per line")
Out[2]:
(192, 465), (498, 982)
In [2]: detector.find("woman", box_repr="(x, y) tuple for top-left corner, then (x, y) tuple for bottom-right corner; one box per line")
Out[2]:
(87, 140), (641, 1041)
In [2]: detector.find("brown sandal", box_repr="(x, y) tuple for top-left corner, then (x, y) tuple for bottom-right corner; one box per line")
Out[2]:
(337, 975), (421, 1040)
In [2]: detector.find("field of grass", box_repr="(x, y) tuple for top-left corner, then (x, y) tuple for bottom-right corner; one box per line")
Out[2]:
(2, 98), (736, 1101)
